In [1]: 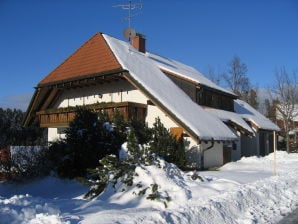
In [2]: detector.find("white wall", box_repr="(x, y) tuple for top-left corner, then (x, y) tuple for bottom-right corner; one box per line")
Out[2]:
(203, 142), (223, 168)
(54, 80), (147, 108)
(48, 128), (66, 142)
(231, 136), (241, 161)
(146, 105), (199, 149)
(146, 105), (177, 129)
(185, 141), (225, 169)
(48, 80), (148, 142)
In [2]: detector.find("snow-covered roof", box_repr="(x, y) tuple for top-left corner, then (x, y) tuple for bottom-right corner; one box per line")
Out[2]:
(206, 108), (254, 135)
(234, 99), (280, 131)
(146, 52), (236, 96)
(104, 34), (237, 141)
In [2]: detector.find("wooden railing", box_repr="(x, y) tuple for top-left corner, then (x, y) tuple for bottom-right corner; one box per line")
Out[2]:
(36, 102), (147, 127)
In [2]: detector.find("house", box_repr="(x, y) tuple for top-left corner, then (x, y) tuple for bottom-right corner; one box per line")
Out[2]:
(234, 99), (280, 157)
(23, 32), (279, 169)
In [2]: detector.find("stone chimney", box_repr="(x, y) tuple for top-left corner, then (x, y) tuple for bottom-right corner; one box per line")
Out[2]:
(132, 33), (146, 53)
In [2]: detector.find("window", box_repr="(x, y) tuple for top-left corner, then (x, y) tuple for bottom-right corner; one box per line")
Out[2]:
(196, 88), (234, 111)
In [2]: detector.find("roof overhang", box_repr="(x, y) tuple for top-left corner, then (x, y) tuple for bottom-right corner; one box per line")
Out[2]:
(23, 69), (127, 127)
(161, 68), (237, 99)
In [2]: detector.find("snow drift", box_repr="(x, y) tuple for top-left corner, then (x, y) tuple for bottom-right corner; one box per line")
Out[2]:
(1, 151), (298, 224)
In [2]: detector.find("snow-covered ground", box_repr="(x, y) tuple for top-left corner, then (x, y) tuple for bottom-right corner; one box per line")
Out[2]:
(1, 151), (298, 224)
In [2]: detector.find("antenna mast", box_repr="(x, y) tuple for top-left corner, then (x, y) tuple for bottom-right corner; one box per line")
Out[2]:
(113, 0), (142, 28)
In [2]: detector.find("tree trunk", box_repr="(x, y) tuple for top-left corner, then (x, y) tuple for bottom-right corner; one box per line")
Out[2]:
(285, 121), (290, 153)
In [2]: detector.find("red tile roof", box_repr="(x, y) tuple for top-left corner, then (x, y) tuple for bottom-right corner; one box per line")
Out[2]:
(39, 33), (122, 85)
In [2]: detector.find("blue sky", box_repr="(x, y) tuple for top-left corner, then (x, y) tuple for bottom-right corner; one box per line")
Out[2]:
(0, 0), (297, 110)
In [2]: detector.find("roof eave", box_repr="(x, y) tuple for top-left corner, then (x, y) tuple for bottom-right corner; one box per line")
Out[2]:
(23, 87), (40, 127)
(37, 68), (126, 88)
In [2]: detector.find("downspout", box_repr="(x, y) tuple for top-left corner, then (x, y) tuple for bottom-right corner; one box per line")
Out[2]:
(200, 138), (214, 170)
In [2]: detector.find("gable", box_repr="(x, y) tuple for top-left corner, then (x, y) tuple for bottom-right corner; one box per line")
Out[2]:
(24, 33), (124, 127)
(39, 33), (122, 86)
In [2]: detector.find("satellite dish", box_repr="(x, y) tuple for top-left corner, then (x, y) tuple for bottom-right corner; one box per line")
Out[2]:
(123, 27), (136, 41)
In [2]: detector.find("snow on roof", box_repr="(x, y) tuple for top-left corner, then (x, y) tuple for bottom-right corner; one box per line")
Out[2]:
(146, 52), (236, 96)
(234, 99), (280, 131)
(205, 108), (254, 135)
(104, 34), (237, 141)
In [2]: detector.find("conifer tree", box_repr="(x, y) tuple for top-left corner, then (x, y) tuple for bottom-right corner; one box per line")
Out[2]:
(50, 108), (126, 178)
(127, 128), (140, 163)
(111, 109), (127, 148)
(129, 117), (152, 145)
(149, 117), (186, 168)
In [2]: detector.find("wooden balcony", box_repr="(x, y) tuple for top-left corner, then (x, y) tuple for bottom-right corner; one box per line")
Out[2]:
(36, 102), (147, 128)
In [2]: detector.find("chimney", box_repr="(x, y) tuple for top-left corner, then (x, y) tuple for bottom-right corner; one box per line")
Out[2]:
(132, 33), (146, 53)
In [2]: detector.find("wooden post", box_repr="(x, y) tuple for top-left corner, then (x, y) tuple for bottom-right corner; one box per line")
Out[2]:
(273, 131), (277, 175)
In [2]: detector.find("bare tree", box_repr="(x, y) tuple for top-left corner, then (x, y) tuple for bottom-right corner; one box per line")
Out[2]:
(223, 55), (258, 108)
(273, 67), (298, 153)
(263, 98), (278, 122)
(223, 55), (249, 95)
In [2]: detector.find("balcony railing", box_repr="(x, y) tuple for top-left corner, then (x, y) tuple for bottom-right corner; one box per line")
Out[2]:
(36, 101), (147, 127)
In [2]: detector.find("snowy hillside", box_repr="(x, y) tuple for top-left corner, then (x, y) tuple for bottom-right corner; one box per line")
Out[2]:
(1, 151), (298, 224)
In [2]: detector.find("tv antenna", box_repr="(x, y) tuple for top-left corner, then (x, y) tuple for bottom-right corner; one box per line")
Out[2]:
(113, 0), (142, 41)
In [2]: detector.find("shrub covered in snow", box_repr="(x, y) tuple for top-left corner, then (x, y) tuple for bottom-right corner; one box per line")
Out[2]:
(0, 107), (46, 148)
(0, 146), (51, 182)
(85, 127), (157, 199)
(85, 144), (181, 208)
(85, 124), (189, 208)
(48, 109), (127, 178)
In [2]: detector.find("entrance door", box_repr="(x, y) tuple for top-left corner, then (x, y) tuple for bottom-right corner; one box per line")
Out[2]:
(223, 146), (231, 164)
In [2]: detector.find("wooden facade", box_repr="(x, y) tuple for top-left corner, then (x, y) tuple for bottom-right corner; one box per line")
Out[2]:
(165, 72), (235, 112)
(196, 87), (234, 111)
(37, 101), (147, 127)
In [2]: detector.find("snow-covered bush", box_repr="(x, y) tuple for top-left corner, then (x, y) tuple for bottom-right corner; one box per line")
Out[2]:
(0, 146), (51, 182)
(0, 107), (46, 148)
(82, 115), (189, 206)
(85, 131), (152, 199)
(128, 117), (152, 145)
(85, 141), (195, 208)
(48, 109), (126, 178)
(85, 126), (187, 208)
